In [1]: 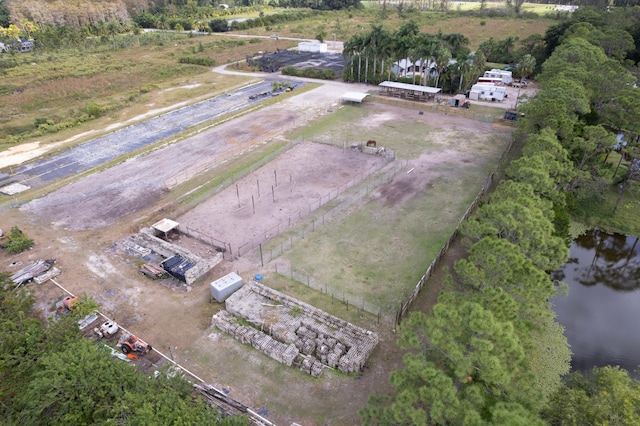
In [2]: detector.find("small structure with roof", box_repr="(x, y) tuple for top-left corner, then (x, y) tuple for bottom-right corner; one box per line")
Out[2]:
(451, 94), (469, 108)
(151, 218), (179, 239)
(378, 81), (441, 102)
(341, 92), (369, 105)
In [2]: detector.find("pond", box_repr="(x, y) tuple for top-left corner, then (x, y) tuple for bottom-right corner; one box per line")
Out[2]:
(552, 229), (640, 376)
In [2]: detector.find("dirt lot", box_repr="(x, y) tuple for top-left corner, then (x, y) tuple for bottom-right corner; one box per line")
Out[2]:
(0, 75), (514, 425)
(178, 141), (388, 257)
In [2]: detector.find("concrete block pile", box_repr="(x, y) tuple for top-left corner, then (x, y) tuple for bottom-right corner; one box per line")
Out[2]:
(213, 281), (379, 377)
(213, 310), (299, 367)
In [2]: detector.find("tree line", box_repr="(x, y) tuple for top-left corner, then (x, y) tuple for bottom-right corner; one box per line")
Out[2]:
(359, 6), (640, 425)
(343, 6), (640, 94)
(1, 0), (357, 31)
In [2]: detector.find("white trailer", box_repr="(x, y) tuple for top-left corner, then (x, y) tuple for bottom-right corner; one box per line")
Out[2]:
(469, 83), (507, 102)
(483, 69), (513, 85)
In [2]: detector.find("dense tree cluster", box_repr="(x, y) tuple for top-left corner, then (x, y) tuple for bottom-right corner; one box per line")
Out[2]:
(342, 23), (478, 91)
(0, 275), (248, 425)
(360, 6), (640, 425)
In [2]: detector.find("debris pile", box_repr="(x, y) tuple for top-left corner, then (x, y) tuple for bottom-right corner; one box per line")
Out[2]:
(10, 259), (58, 288)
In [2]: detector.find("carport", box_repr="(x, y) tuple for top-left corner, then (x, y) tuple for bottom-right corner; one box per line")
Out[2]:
(341, 92), (369, 105)
(152, 218), (179, 239)
(378, 81), (441, 102)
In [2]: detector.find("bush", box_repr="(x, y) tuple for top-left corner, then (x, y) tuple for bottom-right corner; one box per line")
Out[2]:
(281, 66), (335, 80)
(4, 226), (33, 253)
(209, 18), (229, 32)
(83, 102), (103, 118)
(178, 56), (216, 66)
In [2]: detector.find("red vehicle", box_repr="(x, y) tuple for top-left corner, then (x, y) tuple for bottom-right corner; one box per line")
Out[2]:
(118, 333), (152, 355)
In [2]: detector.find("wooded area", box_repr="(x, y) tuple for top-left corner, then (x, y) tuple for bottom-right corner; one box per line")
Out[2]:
(360, 6), (640, 424)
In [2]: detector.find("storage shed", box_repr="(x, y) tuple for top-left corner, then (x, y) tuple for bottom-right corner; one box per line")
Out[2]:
(450, 94), (468, 107)
(210, 272), (243, 302)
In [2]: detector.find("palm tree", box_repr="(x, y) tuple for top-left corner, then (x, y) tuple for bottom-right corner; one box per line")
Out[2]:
(518, 54), (536, 81)
(416, 34), (439, 86)
(434, 46), (451, 88)
(439, 32), (469, 58)
(456, 54), (472, 93)
(343, 32), (369, 83)
(343, 34), (364, 82)
(368, 25), (392, 84)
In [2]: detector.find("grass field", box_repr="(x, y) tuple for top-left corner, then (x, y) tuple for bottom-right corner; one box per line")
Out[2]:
(261, 103), (511, 315)
(236, 7), (556, 50)
(0, 33), (274, 148)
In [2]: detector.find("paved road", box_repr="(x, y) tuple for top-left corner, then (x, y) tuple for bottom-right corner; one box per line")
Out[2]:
(16, 79), (299, 187)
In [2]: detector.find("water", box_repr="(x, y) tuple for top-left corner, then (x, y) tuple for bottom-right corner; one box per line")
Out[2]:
(552, 229), (640, 375)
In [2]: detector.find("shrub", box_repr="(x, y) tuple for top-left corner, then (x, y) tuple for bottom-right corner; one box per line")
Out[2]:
(83, 102), (103, 118)
(209, 18), (229, 33)
(178, 56), (216, 66)
(4, 226), (33, 253)
(281, 66), (335, 80)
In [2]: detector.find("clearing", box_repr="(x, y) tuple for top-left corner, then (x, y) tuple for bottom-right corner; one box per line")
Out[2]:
(2, 77), (513, 425)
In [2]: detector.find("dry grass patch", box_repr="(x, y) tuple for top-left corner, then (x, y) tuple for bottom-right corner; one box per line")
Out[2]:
(267, 103), (511, 315)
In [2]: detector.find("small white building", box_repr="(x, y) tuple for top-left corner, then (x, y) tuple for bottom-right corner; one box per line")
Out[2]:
(483, 69), (513, 85)
(469, 83), (507, 102)
(298, 41), (327, 53)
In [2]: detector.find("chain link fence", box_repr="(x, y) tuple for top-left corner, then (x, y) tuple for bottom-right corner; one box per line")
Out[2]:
(373, 95), (514, 125)
(235, 157), (407, 259)
(395, 135), (515, 325)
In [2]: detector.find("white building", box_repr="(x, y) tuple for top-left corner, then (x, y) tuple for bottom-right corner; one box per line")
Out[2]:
(469, 83), (507, 102)
(482, 69), (513, 85)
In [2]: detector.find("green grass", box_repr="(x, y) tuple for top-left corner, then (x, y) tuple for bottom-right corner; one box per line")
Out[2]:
(269, 103), (510, 314)
(264, 272), (380, 328)
(232, 7), (555, 50)
(0, 32), (279, 146)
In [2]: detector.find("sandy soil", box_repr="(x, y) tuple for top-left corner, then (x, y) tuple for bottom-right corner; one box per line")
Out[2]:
(178, 142), (387, 257)
(0, 72), (517, 425)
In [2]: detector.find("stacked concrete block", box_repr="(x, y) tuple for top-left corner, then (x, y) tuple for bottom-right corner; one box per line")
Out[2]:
(310, 360), (324, 377)
(300, 356), (323, 377)
(327, 352), (340, 368)
(212, 309), (300, 367)
(215, 281), (379, 377)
